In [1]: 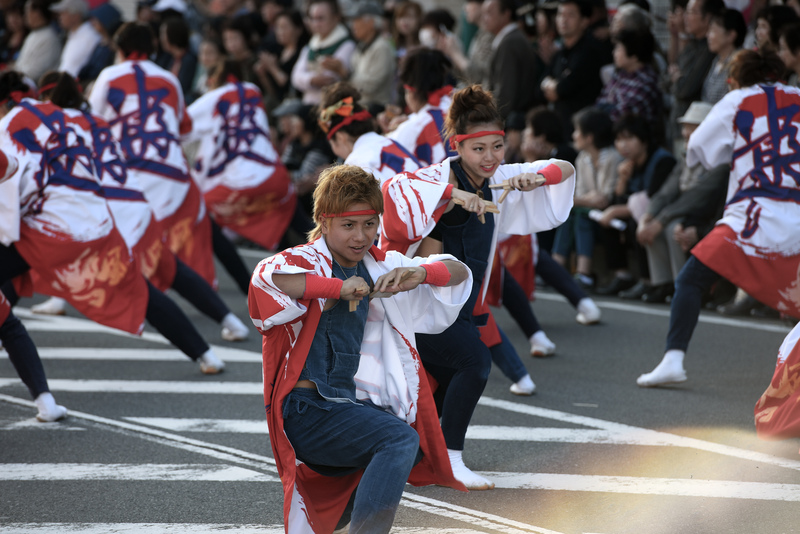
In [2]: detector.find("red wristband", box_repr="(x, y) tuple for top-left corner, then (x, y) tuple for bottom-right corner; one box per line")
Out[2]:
(421, 261), (451, 286)
(303, 274), (343, 299)
(538, 163), (562, 185)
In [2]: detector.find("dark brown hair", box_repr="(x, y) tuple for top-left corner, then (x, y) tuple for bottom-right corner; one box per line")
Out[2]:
(443, 84), (503, 142)
(729, 48), (786, 88)
(38, 71), (85, 110)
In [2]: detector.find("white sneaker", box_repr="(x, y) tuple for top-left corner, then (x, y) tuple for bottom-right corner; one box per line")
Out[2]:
(637, 350), (687, 387)
(576, 298), (601, 325)
(31, 297), (67, 316)
(530, 331), (556, 357)
(510, 374), (536, 395)
(199, 350), (225, 374)
(34, 392), (68, 422)
(221, 313), (249, 342)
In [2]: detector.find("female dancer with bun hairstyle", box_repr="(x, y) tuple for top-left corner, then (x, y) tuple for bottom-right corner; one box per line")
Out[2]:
(380, 84), (575, 489)
(317, 81), (422, 186)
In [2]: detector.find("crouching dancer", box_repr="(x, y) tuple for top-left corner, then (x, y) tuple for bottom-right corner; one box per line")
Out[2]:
(248, 165), (471, 534)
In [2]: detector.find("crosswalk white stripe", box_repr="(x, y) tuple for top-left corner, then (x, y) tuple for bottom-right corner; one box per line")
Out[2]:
(0, 463), (276, 482)
(0, 379), (263, 395)
(535, 292), (794, 334)
(480, 397), (800, 472)
(31, 347), (262, 363)
(0, 525), (485, 534)
(487, 472), (800, 501)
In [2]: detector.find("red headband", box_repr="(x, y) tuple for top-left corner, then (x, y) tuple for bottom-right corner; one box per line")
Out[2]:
(0, 90), (27, 109)
(38, 82), (58, 96)
(319, 209), (377, 218)
(126, 52), (149, 60)
(449, 130), (505, 150)
(325, 110), (373, 140)
(226, 74), (239, 84)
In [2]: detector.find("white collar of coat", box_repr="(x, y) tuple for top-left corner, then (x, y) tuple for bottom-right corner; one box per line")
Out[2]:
(309, 24), (350, 50)
(491, 23), (517, 51)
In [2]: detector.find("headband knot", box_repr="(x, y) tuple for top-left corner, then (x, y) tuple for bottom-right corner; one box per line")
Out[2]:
(318, 97), (373, 140)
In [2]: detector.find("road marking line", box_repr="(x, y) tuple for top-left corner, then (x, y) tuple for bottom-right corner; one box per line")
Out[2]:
(0, 463), (275, 482)
(125, 417), (269, 434)
(0, 379), (263, 395)
(535, 292), (794, 334)
(0, 525), (486, 534)
(479, 396), (800, 472)
(0, 394), (557, 534)
(32, 347), (262, 363)
(486, 472), (800, 501)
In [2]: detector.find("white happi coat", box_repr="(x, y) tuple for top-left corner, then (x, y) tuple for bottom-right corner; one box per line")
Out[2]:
(184, 81), (283, 193)
(687, 83), (800, 257)
(344, 131), (422, 186)
(388, 95), (455, 167)
(89, 59), (193, 221)
(0, 99), (115, 246)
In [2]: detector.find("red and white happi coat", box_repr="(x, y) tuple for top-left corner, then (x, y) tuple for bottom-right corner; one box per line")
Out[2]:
(344, 131), (422, 186)
(0, 99), (148, 334)
(387, 96), (456, 167)
(90, 59), (216, 287)
(687, 83), (800, 319)
(248, 238), (471, 533)
(185, 81), (296, 250)
(754, 321), (800, 447)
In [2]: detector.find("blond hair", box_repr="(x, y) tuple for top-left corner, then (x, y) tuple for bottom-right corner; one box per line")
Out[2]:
(308, 165), (383, 241)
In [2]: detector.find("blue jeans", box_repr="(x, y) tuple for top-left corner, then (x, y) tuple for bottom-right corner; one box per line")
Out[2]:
(552, 209), (598, 259)
(490, 328), (528, 382)
(666, 255), (720, 352)
(282, 388), (420, 534)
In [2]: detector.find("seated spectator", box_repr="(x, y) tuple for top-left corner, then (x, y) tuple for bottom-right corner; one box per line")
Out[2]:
(256, 0), (291, 51)
(534, 4), (558, 68)
(521, 106), (578, 253)
(290, 0), (355, 105)
(778, 23), (800, 87)
(253, 9), (308, 105)
(0, 2), (27, 71)
(595, 113), (677, 298)
(552, 107), (623, 289)
(596, 27), (662, 125)
(634, 101), (712, 303)
(190, 37), (223, 101)
(78, 2), (122, 84)
(754, 5), (798, 54)
(15, 0), (61, 83)
(52, 0), (101, 77)
(157, 16), (197, 101)
(701, 8), (746, 104)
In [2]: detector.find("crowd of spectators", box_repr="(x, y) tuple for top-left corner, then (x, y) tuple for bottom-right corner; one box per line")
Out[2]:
(3, 0), (800, 319)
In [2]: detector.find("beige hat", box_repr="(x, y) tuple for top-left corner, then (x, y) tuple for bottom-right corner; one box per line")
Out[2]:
(678, 101), (713, 125)
(50, 0), (89, 15)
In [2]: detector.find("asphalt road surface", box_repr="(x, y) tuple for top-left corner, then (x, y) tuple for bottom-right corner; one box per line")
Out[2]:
(2, 249), (799, 534)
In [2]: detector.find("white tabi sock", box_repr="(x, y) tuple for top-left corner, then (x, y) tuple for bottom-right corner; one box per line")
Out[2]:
(34, 392), (67, 422)
(637, 349), (687, 387)
(221, 312), (249, 341)
(447, 449), (495, 490)
(199, 349), (225, 374)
